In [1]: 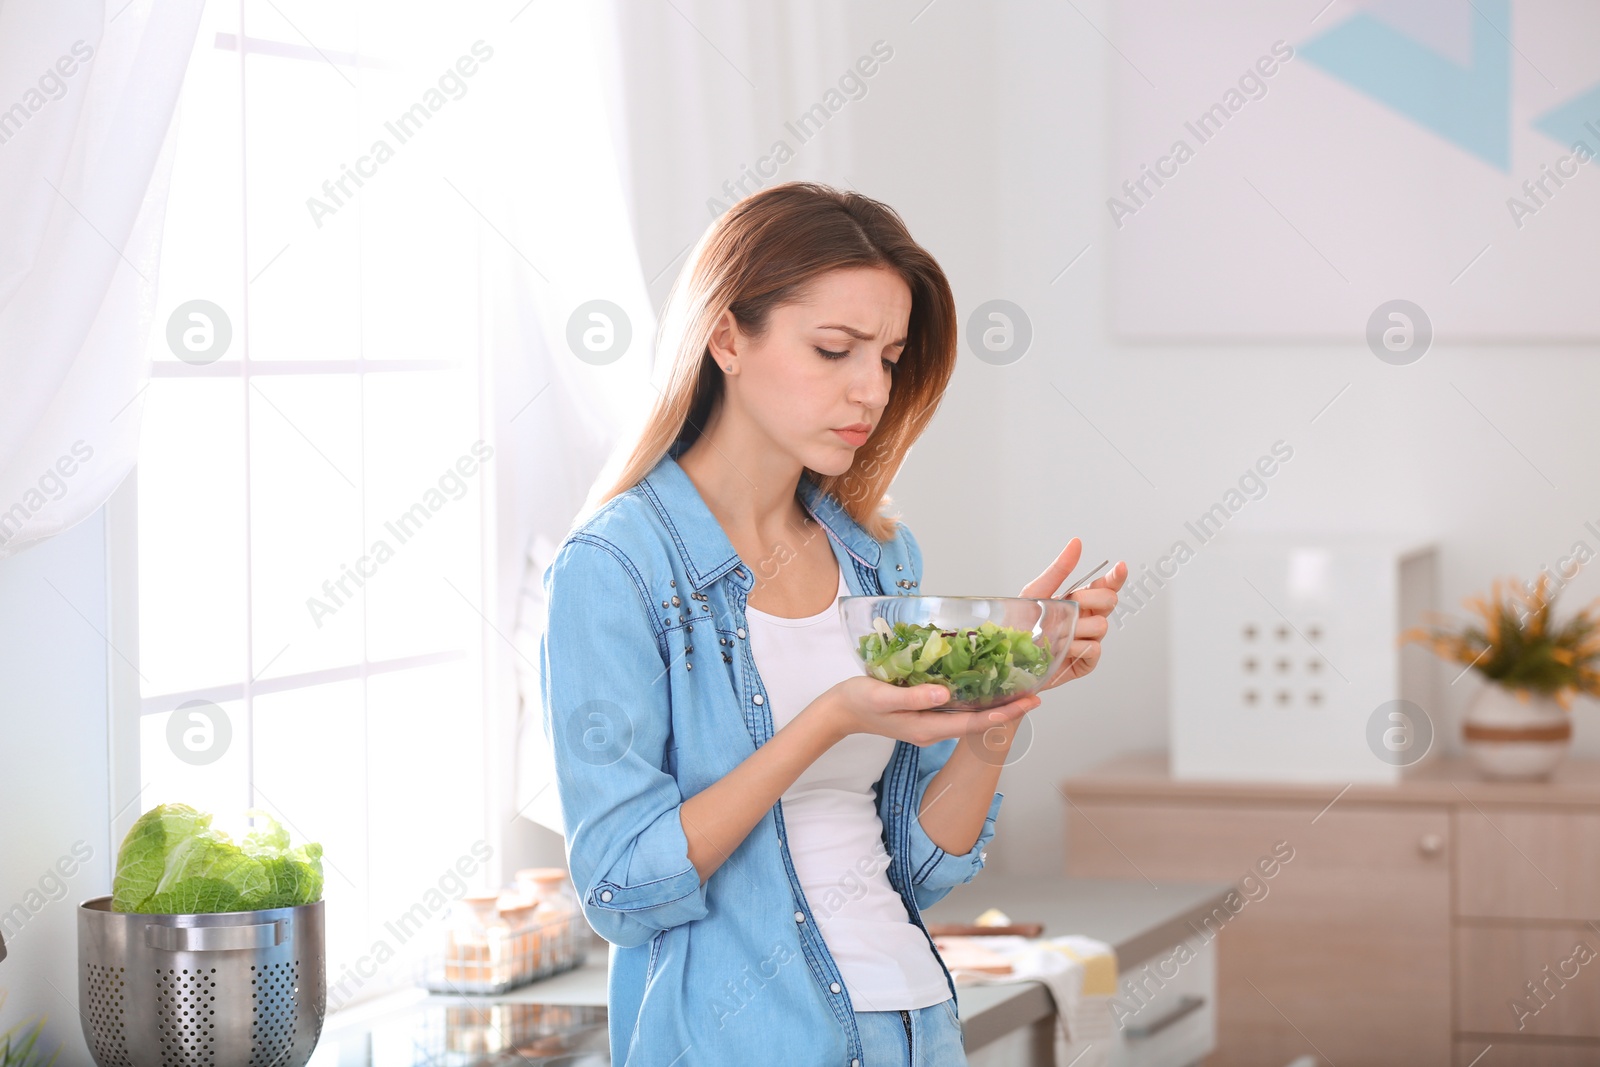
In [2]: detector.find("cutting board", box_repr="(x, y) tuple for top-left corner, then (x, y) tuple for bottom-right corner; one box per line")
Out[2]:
(930, 935), (1015, 976)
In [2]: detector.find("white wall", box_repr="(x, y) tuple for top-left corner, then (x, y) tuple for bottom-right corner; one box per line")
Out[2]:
(611, 0), (1600, 878)
(0, 507), (113, 1065)
(983, 0), (1600, 875)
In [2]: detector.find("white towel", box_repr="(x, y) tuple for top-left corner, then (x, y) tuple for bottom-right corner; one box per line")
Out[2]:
(940, 932), (1118, 1067)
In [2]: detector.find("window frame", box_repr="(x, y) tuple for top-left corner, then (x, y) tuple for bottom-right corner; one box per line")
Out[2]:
(104, 20), (514, 1012)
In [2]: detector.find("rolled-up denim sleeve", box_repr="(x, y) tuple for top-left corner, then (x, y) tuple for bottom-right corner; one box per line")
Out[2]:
(540, 535), (708, 948)
(904, 736), (1004, 911)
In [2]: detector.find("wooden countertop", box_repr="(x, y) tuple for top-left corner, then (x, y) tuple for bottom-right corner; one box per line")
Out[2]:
(1061, 749), (1600, 809)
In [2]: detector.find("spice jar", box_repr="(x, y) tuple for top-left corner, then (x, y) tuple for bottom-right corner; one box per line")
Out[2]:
(524, 868), (578, 918)
(519, 867), (581, 975)
(446, 891), (509, 986)
(497, 889), (542, 978)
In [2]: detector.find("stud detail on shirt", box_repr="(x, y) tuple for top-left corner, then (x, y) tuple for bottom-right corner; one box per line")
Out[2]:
(829, 982), (841, 994)
(794, 910), (806, 923)
(599, 889), (613, 902)
(753, 694), (764, 705)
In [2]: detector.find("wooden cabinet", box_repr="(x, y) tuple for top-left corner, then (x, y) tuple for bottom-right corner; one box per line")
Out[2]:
(1453, 803), (1600, 1054)
(1062, 752), (1600, 1067)
(1455, 808), (1600, 920)
(1455, 925), (1600, 1039)
(1452, 1042), (1600, 1066)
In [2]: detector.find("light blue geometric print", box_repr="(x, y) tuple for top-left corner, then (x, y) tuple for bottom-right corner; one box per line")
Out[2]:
(1300, 0), (1512, 170)
(1532, 81), (1600, 154)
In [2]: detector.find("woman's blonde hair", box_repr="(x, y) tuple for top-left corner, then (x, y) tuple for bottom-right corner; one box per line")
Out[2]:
(592, 181), (957, 544)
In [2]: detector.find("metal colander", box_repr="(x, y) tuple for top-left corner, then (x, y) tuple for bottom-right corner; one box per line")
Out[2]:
(77, 896), (325, 1067)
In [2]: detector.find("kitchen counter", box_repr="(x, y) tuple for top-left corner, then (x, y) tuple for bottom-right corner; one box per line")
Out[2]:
(922, 876), (1231, 1056)
(316, 876), (1230, 1065)
(1066, 748), (1600, 807)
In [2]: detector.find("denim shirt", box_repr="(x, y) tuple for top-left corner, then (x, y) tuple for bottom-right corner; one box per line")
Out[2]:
(538, 441), (1003, 1066)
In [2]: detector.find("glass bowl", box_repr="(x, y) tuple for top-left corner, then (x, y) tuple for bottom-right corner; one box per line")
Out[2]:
(838, 595), (1080, 711)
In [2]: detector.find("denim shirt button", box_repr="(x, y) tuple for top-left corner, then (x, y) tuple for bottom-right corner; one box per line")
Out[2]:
(852, 1060), (860, 1067)
(794, 910), (806, 923)
(736, 627), (746, 639)
(893, 803), (902, 814)
(753, 694), (764, 706)
(829, 981), (841, 994)
(599, 889), (613, 902)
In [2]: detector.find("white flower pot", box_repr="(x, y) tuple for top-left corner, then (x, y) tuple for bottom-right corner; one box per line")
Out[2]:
(1462, 684), (1571, 781)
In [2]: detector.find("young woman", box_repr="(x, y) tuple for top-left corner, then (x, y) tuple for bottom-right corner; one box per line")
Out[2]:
(539, 181), (1125, 1066)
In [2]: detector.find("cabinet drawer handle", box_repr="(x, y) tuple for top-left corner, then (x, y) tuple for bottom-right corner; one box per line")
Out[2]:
(1124, 994), (1205, 1040)
(1418, 833), (1444, 858)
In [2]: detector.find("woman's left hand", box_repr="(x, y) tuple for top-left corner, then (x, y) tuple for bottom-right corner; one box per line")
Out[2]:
(1020, 536), (1127, 688)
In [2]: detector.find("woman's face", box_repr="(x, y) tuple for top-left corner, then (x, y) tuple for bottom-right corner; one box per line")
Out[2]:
(712, 265), (911, 478)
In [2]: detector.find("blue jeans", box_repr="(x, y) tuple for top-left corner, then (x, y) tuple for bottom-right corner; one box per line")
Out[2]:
(854, 996), (967, 1066)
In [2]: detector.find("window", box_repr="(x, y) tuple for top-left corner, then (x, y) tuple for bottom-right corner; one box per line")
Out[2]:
(131, 1), (496, 1007)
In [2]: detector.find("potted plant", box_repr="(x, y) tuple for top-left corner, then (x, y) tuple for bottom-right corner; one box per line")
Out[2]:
(1403, 573), (1600, 780)
(0, 992), (62, 1067)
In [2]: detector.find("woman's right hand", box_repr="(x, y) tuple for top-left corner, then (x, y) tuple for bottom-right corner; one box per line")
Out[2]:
(818, 675), (1041, 748)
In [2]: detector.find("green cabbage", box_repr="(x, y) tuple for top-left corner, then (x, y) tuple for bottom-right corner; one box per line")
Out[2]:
(111, 803), (323, 914)
(857, 618), (1052, 703)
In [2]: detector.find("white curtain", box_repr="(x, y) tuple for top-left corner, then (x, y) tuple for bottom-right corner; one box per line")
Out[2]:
(602, 0), (856, 316)
(0, 0), (204, 560)
(506, 0), (859, 836)
(500, 0), (661, 835)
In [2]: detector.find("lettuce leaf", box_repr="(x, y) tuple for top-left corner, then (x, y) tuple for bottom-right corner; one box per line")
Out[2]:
(856, 618), (1053, 703)
(112, 803), (323, 914)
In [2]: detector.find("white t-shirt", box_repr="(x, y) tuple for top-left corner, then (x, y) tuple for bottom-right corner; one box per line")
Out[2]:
(743, 556), (952, 1011)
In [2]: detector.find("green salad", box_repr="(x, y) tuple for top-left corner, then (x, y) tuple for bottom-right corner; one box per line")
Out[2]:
(856, 618), (1052, 702)
(112, 803), (324, 914)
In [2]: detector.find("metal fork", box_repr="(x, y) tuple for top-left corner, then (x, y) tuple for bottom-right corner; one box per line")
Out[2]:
(1054, 559), (1110, 600)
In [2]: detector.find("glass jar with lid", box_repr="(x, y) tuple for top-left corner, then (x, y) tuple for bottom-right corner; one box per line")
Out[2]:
(512, 866), (584, 975)
(445, 891), (510, 987)
(515, 867), (577, 916)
